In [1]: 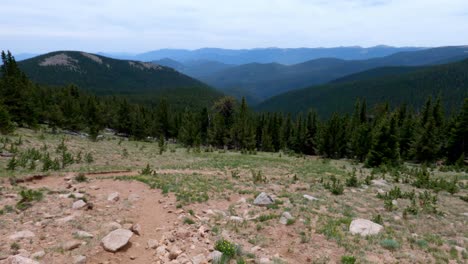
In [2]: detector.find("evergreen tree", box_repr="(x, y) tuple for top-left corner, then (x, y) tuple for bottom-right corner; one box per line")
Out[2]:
(365, 115), (400, 167)
(318, 113), (348, 158)
(446, 99), (468, 164)
(179, 110), (201, 147)
(0, 102), (14, 134)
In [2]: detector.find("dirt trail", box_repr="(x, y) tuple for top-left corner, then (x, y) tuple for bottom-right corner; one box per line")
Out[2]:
(2, 172), (180, 264)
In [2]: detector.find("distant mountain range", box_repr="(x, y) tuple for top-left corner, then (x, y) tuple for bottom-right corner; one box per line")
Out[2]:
(17, 51), (222, 109)
(256, 58), (468, 117)
(128, 46), (425, 65)
(190, 46), (468, 102)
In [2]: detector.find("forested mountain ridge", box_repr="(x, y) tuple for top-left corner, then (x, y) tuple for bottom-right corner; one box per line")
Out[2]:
(257, 58), (468, 117)
(17, 51), (223, 109)
(1, 50), (467, 167)
(199, 46), (468, 102)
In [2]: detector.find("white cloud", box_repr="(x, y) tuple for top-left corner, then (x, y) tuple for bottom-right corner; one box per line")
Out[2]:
(0, 0), (467, 53)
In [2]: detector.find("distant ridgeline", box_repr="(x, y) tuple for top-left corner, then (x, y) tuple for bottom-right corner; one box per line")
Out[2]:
(1, 51), (467, 168)
(16, 51), (223, 109)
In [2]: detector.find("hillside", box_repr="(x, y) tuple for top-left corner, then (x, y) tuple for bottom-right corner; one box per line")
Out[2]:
(329, 66), (426, 84)
(200, 46), (468, 102)
(18, 51), (223, 108)
(131, 46), (424, 64)
(257, 59), (468, 117)
(152, 58), (233, 78)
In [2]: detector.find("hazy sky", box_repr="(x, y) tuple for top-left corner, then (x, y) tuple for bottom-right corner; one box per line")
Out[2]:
(1, 0), (468, 53)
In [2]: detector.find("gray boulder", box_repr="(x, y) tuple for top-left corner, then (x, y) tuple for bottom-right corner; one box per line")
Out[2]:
(253, 192), (274, 206)
(349, 218), (383, 236)
(101, 229), (133, 252)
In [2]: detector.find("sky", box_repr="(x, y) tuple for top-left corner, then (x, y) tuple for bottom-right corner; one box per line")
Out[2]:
(1, 0), (468, 54)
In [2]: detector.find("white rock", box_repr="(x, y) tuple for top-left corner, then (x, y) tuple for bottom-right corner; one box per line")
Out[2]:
(303, 194), (319, 201)
(259, 257), (271, 264)
(229, 216), (244, 223)
(73, 255), (86, 264)
(72, 193), (85, 199)
(30, 251), (45, 259)
(72, 200), (87, 210)
(56, 214), (77, 224)
(371, 179), (389, 187)
(107, 192), (120, 202)
(155, 245), (167, 256)
(253, 192), (274, 206)
(237, 197), (247, 204)
(62, 240), (82, 251)
(349, 219), (383, 236)
(192, 254), (207, 264)
(4, 255), (39, 264)
(130, 223), (142, 235)
(74, 230), (94, 239)
(9, 230), (35, 240)
(208, 251), (222, 261)
(147, 239), (158, 249)
(101, 229), (133, 252)
(279, 212), (294, 225)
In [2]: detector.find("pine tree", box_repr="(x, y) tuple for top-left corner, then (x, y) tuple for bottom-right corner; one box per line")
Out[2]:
(446, 99), (468, 164)
(304, 111), (318, 155)
(365, 115), (400, 167)
(179, 110), (201, 147)
(318, 113), (348, 158)
(0, 102), (14, 134)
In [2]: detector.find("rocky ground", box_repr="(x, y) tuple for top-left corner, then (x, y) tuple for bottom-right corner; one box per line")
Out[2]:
(0, 129), (467, 263)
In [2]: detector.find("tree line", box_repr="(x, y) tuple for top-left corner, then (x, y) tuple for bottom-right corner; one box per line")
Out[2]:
(1, 51), (467, 167)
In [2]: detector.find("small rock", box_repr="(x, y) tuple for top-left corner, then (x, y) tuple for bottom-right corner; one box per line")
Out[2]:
(4, 255), (39, 264)
(303, 194), (319, 201)
(9, 230), (35, 240)
(147, 239), (158, 249)
(168, 246), (182, 260)
(237, 197), (247, 204)
(104, 222), (122, 231)
(349, 218), (383, 236)
(56, 214), (77, 224)
(30, 251), (45, 259)
(192, 254), (207, 264)
(62, 240), (82, 251)
(107, 192), (120, 202)
(253, 192), (275, 206)
(73, 255), (87, 264)
(155, 245), (167, 256)
(74, 230), (94, 239)
(130, 223), (142, 236)
(279, 212), (294, 225)
(101, 229), (133, 252)
(72, 200), (87, 210)
(229, 216), (244, 223)
(392, 200), (398, 206)
(208, 251), (222, 262)
(259, 257), (271, 264)
(371, 179), (389, 187)
(198, 226), (208, 237)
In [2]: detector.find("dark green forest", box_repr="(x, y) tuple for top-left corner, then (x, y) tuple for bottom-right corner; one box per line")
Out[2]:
(257, 58), (468, 116)
(1, 51), (467, 168)
(17, 51), (223, 109)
